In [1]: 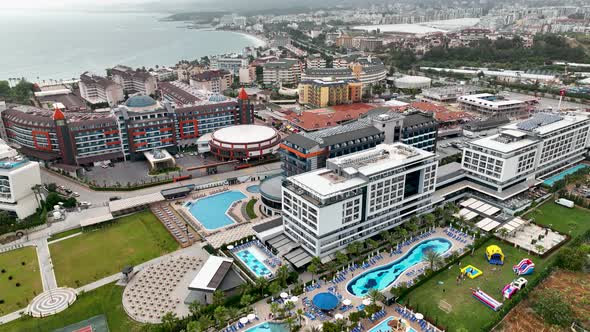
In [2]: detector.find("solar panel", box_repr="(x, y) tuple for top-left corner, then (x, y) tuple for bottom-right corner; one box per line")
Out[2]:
(516, 113), (562, 131)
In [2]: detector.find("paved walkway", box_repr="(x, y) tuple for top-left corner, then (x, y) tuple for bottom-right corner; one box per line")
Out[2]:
(35, 238), (57, 291)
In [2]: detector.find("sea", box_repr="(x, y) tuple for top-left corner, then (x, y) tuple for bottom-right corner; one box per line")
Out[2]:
(0, 10), (265, 82)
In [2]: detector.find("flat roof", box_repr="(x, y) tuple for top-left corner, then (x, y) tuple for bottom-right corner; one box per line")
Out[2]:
(212, 125), (277, 144)
(108, 192), (164, 212)
(503, 113), (589, 135)
(188, 256), (234, 292)
(469, 134), (538, 153)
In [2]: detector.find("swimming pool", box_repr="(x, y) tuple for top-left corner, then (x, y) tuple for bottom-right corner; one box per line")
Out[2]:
(369, 316), (417, 332)
(347, 238), (452, 296)
(186, 190), (246, 230)
(235, 248), (271, 277)
(245, 322), (289, 332)
(543, 164), (588, 186)
(246, 185), (260, 193)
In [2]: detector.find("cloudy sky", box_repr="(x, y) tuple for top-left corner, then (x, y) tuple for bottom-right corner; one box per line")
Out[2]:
(0, 0), (160, 9)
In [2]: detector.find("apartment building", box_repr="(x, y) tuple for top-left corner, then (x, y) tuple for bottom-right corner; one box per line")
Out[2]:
(306, 55), (326, 69)
(262, 59), (304, 87)
(457, 93), (526, 118)
(110, 65), (158, 96)
(462, 112), (590, 193)
(282, 143), (437, 258)
(0, 139), (42, 219)
(78, 72), (124, 106)
(210, 57), (249, 75)
(189, 70), (233, 94)
(298, 79), (362, 107)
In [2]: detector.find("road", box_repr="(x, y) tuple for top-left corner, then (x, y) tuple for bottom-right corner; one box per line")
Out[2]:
(502, 91), (588, 111)
(41, 161), (282, 205)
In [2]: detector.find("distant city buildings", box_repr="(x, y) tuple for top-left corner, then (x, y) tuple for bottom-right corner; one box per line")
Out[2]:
(210, 57), (249, 76)
(78, 72), (124, 107)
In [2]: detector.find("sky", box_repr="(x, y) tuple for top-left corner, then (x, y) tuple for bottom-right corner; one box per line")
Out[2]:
(0, 0), (153, 10)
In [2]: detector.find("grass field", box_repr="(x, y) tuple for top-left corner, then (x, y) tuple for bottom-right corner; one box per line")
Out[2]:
(0, 247), (43, 314)
(246, 199), (258, 219)
(48, 228), (82, 242)
(402, 239), (552, 332)
(50, 210), (179, 287)
(0, 283), (145, 332)
(524, 201), (590, 238)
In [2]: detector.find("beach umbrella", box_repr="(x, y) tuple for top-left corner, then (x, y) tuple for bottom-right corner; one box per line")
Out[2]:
(290, 296), (298, 303)
(342, 299), (352, 306)
(247, 313), (256, 321)
(415, 313), (424, 320)
(239, 317), (249, 325)
(362, 298), (371, 306)
(335, 313), (344, 320)
(280, 292), (288, 299)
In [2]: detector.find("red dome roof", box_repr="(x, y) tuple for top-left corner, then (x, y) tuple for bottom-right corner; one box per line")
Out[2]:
(53, 106), (65, 121)
(238, 87), (249, 100)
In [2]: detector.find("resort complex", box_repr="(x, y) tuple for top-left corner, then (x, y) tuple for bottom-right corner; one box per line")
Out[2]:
(2, 4), (590, 331)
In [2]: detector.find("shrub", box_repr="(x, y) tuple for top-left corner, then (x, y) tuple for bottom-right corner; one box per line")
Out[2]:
(15, 282), (20, 287)
(0, 299), (4, 304)
(531, 289), (574, 327)
(1, 269), (5, 273)
(8, 276), (12, 280)
(21, 262), (25, 266)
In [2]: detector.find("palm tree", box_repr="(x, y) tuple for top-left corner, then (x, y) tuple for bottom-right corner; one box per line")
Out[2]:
(335, 251), (348, 266)
(285, 316), (295, 332)
(226, 307), (239, 321)
(188, 301), (202, 317)
(367, 239), (379, 251)
(212, 290), (225, 305)
(277, 265), (290, 286)
(367, 288), (385, 305)
(423, 213), (436, 228)
(534, 244), (545, 254)
(466, 243), (476, 256)
(347, 242), (361, 257)
(270, 302), (280, 316)
(213, 306), (227, 326)
(161, 312), (180, 331)
(424, 249), (443, 271)
(307, 263), (319, 280)
(239, 282), (252, 295)
(296, 308), (304, 326)
(254, 277), (269, 296)
(197, 315), (213, 331)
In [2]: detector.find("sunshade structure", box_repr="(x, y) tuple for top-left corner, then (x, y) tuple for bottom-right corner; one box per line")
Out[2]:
(312, 292), (339, 311)
(476, 218), (501, 232)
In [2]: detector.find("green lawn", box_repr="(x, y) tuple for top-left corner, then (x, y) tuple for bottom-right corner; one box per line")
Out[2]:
(50, 210), (179, 287)
(47, 228), (82, 242)
(524, 201), (590, 238)
(246, 198), (258, 219)
(402, 239), (553, 332)
(0, 247), (43, 315)
(0, 283), (145, 332)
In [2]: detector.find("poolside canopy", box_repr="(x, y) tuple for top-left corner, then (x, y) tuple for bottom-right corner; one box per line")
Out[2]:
(312, 292), (339, 311)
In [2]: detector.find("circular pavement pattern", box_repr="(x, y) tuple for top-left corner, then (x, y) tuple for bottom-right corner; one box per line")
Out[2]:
(27, 287), (77, 317)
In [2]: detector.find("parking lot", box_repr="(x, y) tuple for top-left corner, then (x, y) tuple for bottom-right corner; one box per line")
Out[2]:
(83, 153), (236, 187)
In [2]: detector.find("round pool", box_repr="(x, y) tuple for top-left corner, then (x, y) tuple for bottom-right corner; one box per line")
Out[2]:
(246, 185), (260, 193)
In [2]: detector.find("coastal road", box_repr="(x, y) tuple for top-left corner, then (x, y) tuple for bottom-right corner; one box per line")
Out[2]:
(41, 162), (282, 205)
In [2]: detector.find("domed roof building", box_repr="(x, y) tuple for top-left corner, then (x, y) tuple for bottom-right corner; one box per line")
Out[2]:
(208, 94), (228, 103)
(124, 95), (159, 112)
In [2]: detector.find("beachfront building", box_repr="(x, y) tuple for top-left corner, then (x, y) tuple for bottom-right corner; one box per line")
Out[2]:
(282, 143), (437, 258)
(457, 93), (526, 118)
(462, 112), (590, 193)
(210, 57), (249, 75)
(298, 79), (362, 108)
(262, 59), (304, 87)
(302, 56), (387, 88)
(189, 70), (233, 94)
(78, 72), (124, 107)
(110, 65), (158, 96)
(0, 139), (42, 219)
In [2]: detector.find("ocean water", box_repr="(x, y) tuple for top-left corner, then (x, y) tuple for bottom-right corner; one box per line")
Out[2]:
(0, 10), (264, 82)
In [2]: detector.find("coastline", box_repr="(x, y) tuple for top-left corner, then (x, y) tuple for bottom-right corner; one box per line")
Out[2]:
(218, 29), (268, 48)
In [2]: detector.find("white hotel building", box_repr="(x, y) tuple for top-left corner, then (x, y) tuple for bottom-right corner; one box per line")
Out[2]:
(462, 112), (590, 193)
(281, 143), (437, 258)
(457, 93), (526, 118)
(0, 140), (42, 219)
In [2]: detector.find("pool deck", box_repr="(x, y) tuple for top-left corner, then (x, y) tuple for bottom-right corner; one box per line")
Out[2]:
(252, 228), (471, 330)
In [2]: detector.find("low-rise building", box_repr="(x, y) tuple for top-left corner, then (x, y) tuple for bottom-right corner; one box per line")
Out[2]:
(457, 93), (526, 118)
(282, 143), (437, 258)
(189, 70), (233, 94)
(78, 72), (124, 107)
(111, 65), (158, 96)
(210, 57), (249, 76)
(306, 55), (326, 69)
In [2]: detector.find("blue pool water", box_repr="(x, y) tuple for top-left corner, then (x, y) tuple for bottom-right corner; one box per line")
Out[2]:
(246, 322), (289, 332)
(246, 185), (260, 193)
(186, 190), (246, 230)
(347, 238), (452, 296)
(235, 249), (271, 277)
(543, 164), (588, 186)
(369, 316), (417, 332)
